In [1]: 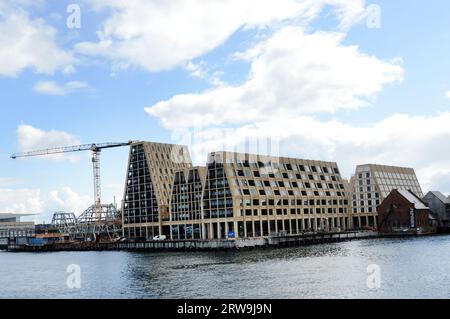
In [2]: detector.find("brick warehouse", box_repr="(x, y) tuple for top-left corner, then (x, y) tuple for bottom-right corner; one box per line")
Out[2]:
(377, 189), (436, 234)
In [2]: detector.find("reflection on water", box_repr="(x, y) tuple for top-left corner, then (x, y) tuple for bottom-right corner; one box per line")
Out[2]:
(2, 236), (450, 299)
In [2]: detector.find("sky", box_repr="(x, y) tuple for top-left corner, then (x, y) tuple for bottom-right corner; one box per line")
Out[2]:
(1, 0), (450, 223)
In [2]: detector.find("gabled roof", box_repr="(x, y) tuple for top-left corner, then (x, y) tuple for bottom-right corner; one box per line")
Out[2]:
(428, 191), (450, 204)
(398, 190), (429, 210)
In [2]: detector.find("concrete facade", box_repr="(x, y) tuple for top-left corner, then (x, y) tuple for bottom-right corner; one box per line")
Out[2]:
(350, 164), (423, 230)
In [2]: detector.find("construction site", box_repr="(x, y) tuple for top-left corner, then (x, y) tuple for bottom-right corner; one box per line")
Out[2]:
(7, 141), (132, 246)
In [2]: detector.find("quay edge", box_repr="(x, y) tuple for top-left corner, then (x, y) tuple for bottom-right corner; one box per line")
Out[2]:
(5, 231), (379, 253)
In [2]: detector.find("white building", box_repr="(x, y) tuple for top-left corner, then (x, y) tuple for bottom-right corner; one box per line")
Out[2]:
(0, 213), (37, 238)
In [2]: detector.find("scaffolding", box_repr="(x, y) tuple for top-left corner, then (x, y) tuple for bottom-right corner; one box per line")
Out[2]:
(12, 141), (134, 242)
(77, 204), (122, 241)
(50, 204), (122, 241)
(51, 212), (78, 236)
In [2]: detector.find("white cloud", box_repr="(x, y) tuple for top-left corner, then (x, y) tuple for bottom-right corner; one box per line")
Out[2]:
(417, 166), (450, 196)
(0, 188), (41, 215)
(137, 1), (450, 196)
(172, 112), (450, 195)
(33, 80), (88, 96)
(146, 27), (403, 128)
(183, 61), (208, 80)
(16, 125), (81, 161)
(445, 91), (450, 99)
(0, 186), (92, 223)
(182, 61), (226, 87)
(76, 0), (368, 72)
(45, 187), (92, 217)
(0, 177), (22, 187)
(0, 4), (75, 77)
(328, 0), (368, 29)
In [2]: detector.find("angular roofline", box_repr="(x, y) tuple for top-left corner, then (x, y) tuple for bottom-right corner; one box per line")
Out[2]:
(355, 163), (415, 170)
(396, 189), (429, 210)
(130, 141), (192, 150)
(207, 150), (339, 166)
(426, 191), (450, 204)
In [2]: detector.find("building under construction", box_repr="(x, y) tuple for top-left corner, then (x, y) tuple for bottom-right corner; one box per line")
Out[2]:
(49, 204), (121, 241)
(11, 142), (133, 242)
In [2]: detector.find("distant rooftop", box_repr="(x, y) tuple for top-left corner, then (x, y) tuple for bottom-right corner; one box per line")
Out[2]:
(428, 191), (450, 204)
(398, 190), (429, 210)
(208, 150), (339, 165)
(356, 163), (415, 172)
(357, 163), (414, 168)
(0, 213), (38, 220)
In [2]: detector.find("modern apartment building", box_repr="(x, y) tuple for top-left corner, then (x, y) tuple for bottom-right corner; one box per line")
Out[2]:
(170, 167), (207, 240)
(350, 164), (423, 229)
(122, 142), (192, 240)
(198, 151), (351, 240)
(125, 144), (351, 240)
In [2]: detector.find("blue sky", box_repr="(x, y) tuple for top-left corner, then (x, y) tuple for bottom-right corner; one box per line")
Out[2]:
(1, 0), (450, 222)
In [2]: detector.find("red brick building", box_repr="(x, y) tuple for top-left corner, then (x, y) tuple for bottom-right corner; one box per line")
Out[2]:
(377, 189), (437, 234)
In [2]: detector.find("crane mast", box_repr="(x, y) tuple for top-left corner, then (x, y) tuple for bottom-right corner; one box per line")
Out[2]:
(92, 149), (102, 216)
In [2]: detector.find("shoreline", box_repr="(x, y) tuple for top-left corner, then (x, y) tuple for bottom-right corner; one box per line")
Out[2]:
(2, 231), (383, 253)
(2, 232), (448, 254)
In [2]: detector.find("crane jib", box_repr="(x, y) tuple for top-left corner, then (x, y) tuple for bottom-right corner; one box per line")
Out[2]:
(10, 141), (134, 159)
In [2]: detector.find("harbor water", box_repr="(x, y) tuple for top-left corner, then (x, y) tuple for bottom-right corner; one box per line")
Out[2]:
(1, 235), (450, 299)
